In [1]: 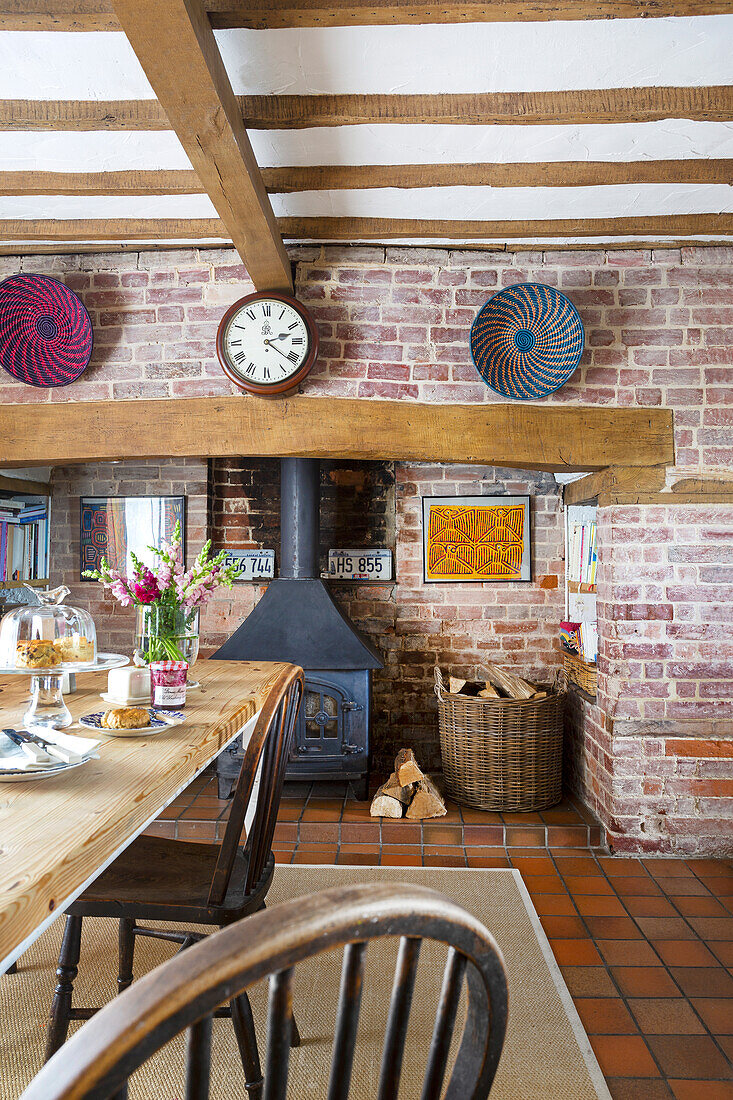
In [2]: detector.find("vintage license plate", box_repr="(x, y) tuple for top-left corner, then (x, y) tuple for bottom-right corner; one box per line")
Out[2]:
(328, 549), (392, 581)
(222, 549), (275, 580)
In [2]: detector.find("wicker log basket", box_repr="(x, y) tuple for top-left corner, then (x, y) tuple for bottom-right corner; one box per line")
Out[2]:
(435, 666), (564, 813)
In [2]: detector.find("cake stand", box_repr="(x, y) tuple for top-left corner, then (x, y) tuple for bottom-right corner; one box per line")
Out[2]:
(0, 654), (129, 730)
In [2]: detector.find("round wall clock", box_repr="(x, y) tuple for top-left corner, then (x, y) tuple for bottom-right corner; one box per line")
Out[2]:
(216, 291), (319, 396)
(0, 273), (93, 388)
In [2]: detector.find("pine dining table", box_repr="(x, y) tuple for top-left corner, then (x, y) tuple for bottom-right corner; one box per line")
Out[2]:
(0, 658), (292, 974)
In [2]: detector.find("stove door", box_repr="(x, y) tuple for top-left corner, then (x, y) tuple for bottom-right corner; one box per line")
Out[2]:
(294, 676), (358, 760)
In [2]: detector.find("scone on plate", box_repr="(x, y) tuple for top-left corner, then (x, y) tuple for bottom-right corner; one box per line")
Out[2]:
(16, 640), (61, 669)
(101, 707), (150, 730)
(54, 634), (95, 663)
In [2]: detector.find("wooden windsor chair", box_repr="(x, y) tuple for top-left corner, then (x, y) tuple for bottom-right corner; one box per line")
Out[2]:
(25, 881), (509, 1100)
(43, 663), (304, 1100)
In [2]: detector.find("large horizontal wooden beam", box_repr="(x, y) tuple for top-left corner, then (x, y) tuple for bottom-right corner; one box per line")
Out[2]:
(2, 214), (730, 246)
(563, 465), (667, 506)
(0, 397), (674, 472)
(0, 170), (204, 195)
(262, 160), (733, 191)
(1, 0), (728, 31)
(278, 215), (732, 239)
(2, 86), (729, 131)
(3, 160), (730, 196)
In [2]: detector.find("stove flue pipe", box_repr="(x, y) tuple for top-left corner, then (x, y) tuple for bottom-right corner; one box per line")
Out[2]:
(280, 457), (320, 580)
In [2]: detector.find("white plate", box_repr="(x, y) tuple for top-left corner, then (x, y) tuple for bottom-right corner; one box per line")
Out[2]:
(0, 653), (129, 676)
(0, 757), (91, 783)
(80, 708), (185, 738)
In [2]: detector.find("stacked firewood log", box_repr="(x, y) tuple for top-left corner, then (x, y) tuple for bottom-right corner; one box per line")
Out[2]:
(370, 748), (446, 820)
(448, 660), (547, 701)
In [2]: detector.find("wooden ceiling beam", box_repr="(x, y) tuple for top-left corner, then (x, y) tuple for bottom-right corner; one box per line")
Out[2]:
(2, 214), (730, 244)
(564, 465), (667, 506)
(261, 160), (733, 191)
(2, 86), (729, 131)
(3, 160), (730, 196)
(0, 396), (675, 472)
(278, 214), (733, 239)
(1, 238), (729, 256)
(0, 170), (205, 195)
(109, 0), (291, 292)
(1, 0), (729, 31)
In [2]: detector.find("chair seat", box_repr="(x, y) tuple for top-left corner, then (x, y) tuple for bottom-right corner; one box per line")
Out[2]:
(69, 835), (272, 924)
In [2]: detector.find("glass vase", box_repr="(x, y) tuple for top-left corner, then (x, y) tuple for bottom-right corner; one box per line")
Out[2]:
(134, 605), (200, 668)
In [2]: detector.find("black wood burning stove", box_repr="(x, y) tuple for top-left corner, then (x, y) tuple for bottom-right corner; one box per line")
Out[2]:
(213, 458), (383, 800)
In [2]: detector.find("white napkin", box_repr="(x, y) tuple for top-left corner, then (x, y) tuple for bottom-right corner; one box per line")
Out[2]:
(0, 728), (101, 771)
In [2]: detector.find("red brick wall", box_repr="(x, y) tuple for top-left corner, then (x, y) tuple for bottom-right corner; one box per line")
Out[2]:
(6, 241), (728, 852)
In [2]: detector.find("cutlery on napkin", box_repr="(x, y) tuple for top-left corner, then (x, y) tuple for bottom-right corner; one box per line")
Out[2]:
(1, 728), (101, 770)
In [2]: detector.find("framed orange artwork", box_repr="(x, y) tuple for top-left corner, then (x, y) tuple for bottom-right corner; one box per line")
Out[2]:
(422, 496), (531, 583)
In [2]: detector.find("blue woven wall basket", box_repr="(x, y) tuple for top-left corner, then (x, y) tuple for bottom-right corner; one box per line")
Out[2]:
(470, 283), (584, 400)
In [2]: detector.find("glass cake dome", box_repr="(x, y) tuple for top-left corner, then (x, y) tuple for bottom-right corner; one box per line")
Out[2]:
(0, 584), (98, 671)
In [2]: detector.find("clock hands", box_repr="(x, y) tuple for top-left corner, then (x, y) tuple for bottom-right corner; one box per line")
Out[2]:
(265, 340), (295, 362)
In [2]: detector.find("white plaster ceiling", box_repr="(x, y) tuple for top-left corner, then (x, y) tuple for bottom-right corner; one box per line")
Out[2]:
(0, 13), (731, 250)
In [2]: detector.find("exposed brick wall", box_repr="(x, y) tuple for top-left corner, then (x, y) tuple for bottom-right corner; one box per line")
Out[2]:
(10, 241), (728, 852)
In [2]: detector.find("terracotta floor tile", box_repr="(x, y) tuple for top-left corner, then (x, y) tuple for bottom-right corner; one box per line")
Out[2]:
(611, 968), (682, 999)
(423, 854), (466, 867)
(176, 821), (217, 841)
(637, 918), (697, 942)
(273, 850), (294, 864)
(674, 897), (730, 919)
(689, 861), (733, 877)
(561, 966), (619, 998)
(299, 822), (339, 844)
(532, 893), (578, 915)
(659, 879), (712, 898)
(380, 843), (421, 854)
(687, 918), (733, 942)
(555, 856), (602, 876)
(670, 967), (733, 999)
(646, 861), (698, 879)
(459, 807), (503, 824)
(669, 1082), (733, 1100)
(606, 1079), (673, 1099)
(504, 825), (546, 847)
(586, 916), (644, 940)
(463, 825), (504, 846)
(625, 897), (681, 919)
(647, 1035), (732, 1079)
(144, 821), (176, 839)
(340, 822), (380, 843)
(549, 938), (603, 965)
(712, 942), (733, 967)
(509, 855), (556, 875)
(501, 810), (544, 823)
(542, 808), (583, 824)
(336, 852), (380, 866)
(564, 876), (615, 896)
(423, 845), (465, 857)
(381, 821), (421, 844)
(575, 895), (628, 917)
(292, 848), (338, 864)
(465, 846), (506, 858)
(590, 1035), (660, 1078)
(547, 825), (591, 847)
(628, 999), (706, 1036)
(653, 941), (720, 968)
(540, 915), (588, 939)
(598, 940), (663, 967)
(338, 843), (381, 854)
(276, 800), (305, 821)
(690, 998), (733, 1035)
(575, 997), (638, 1034)
(719, 1036), (733, 1062)
(466, 855), (513, 868)
(422, 823), (463, 846)
(272, 823), (297, 844)
(380, 853), (423, 867)
(522, 874), (568, 894)
(704, 880), (733, 897)
(600, 857), (648, 877)
(614, 878), (665, 897)
(301, 805), (342, 822)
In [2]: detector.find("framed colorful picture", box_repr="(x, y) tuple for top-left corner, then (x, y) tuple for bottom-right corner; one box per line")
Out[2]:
(422, 495), (531, 583)
(80, 496), (185, 581)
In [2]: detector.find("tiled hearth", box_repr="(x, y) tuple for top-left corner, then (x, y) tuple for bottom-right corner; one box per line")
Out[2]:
(146, 777), (605, 857)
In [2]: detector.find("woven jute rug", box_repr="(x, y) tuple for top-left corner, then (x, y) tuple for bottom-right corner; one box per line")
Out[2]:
(0, 865), (610, 1099)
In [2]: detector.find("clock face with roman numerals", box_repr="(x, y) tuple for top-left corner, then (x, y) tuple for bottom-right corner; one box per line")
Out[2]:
(216, 291), (319, 396)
